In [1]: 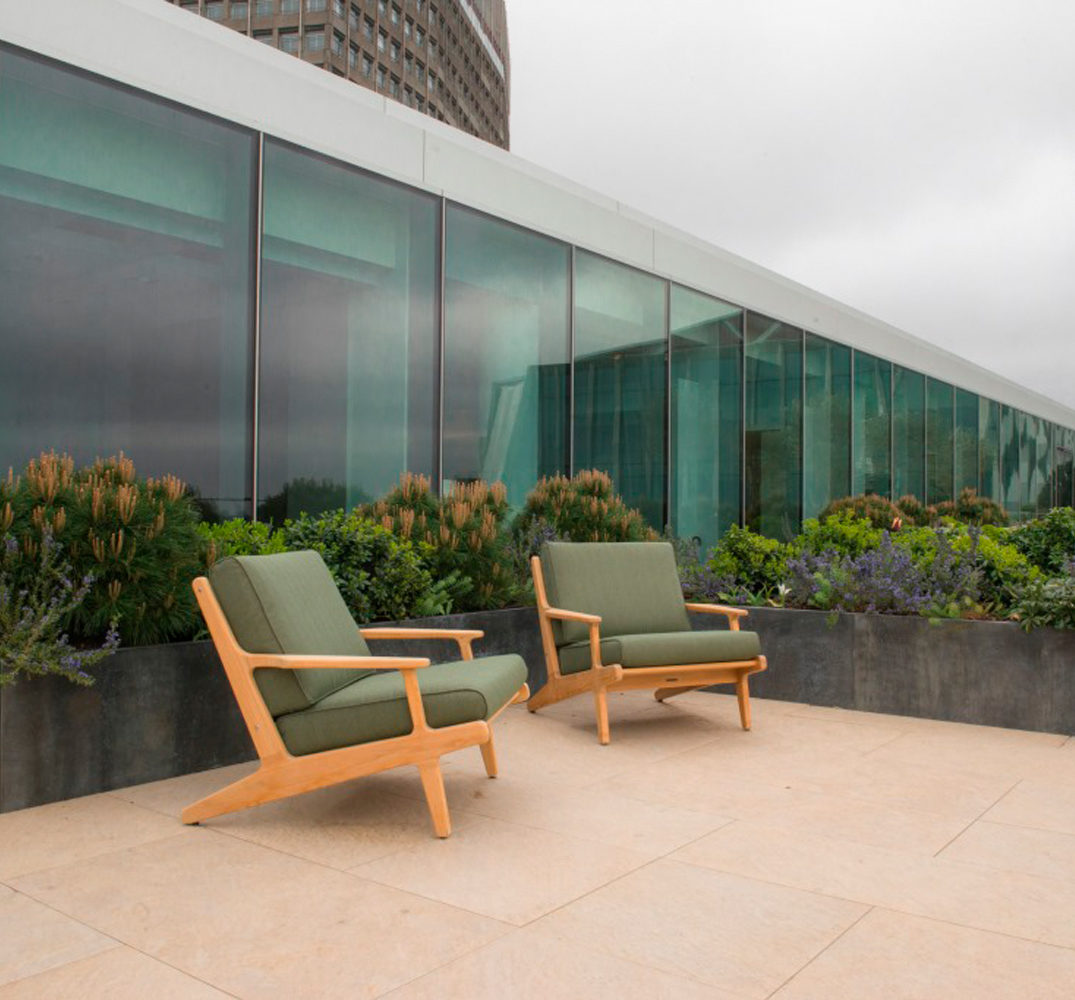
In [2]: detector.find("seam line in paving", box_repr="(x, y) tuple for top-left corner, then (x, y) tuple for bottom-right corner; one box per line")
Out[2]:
(930, 778), (1022, 857)
(763, 904), (876, 998)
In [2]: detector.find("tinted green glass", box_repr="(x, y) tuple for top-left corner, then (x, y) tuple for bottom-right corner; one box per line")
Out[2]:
(1059, 427), (1075, 508)
(670, 286), (741, 549)
(1027, 415), (1050, 515)
(745, 315), (802, 540)
(1016, 410), (1033, 520)
(979, 398), (1000, 501)
(443, 207), (569, 506)
(853, 352), (891, 497)
(258, 141), (437, 522)
(803, 334), (850, 518)
(1000, 405), (1022, 516)
(954, 388), (979, 495)
(892, 366), (925, 502)
(0, 47), (255, 518)
(926, 378), (954, 504)
(573, 251), (666, 527)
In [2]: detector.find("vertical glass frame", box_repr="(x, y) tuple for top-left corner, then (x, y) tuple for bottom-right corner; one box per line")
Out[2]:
(852, 352), (892, 497)
(892, 366), (925, 502)
(745, 314), (802, 539)
(572, 251), (667, 527)
(803, 333), (851, 518)
(669, 285), (742, 549)
(926, 378), (954, 504)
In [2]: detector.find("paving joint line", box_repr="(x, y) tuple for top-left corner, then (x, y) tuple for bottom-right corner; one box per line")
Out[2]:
(763, 905), (875, 998)
(930, 778), (1022, 858)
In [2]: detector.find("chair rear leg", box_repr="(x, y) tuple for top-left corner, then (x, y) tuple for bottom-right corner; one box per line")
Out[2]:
(417, 760), (452, 838)
(736, 673), (752, 731)
(593, 685), (611, 745)
(181, 765), (278, 825)
(479, 734), (498, 778)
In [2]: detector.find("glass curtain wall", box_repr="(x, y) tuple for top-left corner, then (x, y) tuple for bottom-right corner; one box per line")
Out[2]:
(257, 140), (438, 522)
(979, 398), (1000, 500)
(892, 366), (925, 501)
(852, 352), (891, 497)
(442, 206), (569, 506)
(1026, 416), (1050, 515)
(669, 286), (742, 549)
(0, 46), (256, 518)
(926, 378), (954, 504)
(745, 315), (802, 540)
(803, 334), (851, 519)
(1016, 410), (1033, 519)
(954, 388), (979, 495)
(573, 251), (666, 526)
(1000, 405), (1022, 516)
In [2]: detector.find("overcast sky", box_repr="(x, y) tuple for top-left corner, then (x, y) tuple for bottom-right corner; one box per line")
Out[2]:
(505, 0), (1075, 410)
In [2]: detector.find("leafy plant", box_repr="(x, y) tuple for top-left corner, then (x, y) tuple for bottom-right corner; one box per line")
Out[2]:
(932, 487), (1009, 527)
(705, 525), (791, 599)
(820, 493), (902, 530)
(199, 518), (286, 567)
(1009, 507), (1075, 575)
(1, 531), (119, 687)
(1, 452), (203, 645)
(794, 511), (883, 560)
(281, 509), (452, 622)
(894, 494), (933, 527)
(1011, 568), (1075, 631)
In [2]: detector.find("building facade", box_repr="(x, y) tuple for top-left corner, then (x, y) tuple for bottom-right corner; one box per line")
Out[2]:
(1, 1), (1073, 549)
(164, 0), (510, 148)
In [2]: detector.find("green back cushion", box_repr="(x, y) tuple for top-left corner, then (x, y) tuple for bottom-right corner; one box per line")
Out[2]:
(540, 541), (690, 646)
(208, 551), (373, 717)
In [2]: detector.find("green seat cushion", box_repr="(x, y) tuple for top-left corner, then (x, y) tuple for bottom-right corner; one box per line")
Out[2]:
(208, 551), (373, 717)
(540, 541), (690, 646)
(558, 629), (762, 674)
(275, 654), (528, 756)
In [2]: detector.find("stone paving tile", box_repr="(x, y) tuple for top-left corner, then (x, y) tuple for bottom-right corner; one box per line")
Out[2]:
(983, 777), (1075, 835)
(939, 819), (1075, 883)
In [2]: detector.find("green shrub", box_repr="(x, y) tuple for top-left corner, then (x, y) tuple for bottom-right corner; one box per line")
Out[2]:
(199, 518), (286, 567)
(281, 509), (451, 622)
(894, 494), (933, 527)
(1011, 573), (1075, 631)
(794, 511), (883, 559)
(706, 524), (791, 598)
(932, 487), (1009, 527)
(359, 474), (518, 612)
(1009, 507), (1075, 575)
(820, 494), (902, 530)
(512, 470), (657, 545)
(0, 452), (202, 646)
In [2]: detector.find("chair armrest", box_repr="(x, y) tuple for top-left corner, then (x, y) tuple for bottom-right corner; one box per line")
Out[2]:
(361, 627), (484, 661)
(247, 653), (431, 671)
(684, 603), (748, 631)
(543, 606), (602, 625)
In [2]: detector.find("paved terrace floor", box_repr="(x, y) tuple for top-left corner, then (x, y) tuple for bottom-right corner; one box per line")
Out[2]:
(2, 690), (1075, 998)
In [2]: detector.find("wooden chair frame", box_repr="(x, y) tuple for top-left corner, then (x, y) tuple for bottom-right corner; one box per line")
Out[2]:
(182, 577), (529, 837)
(529, 555), (767, 744)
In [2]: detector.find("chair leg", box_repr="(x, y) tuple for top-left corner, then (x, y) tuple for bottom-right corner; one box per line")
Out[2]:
(736, 674), (752, 731)
(181, 766), (278, 825)
(593, 685), (610, 745)
(479, 734), (498, 778)
(417, 759), (452, 838)
(654, 684), (703, 702)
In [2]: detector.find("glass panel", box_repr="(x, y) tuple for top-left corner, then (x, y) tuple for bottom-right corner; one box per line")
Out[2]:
(978, 397), (1000, 502)
(0, 46), (255, 519)
(803, 333), (850, 518)
(258, 140), (437, 522)
(1000, 404), (1021, 516)
(573, 251), (666, 527)
(954, 388), (978, 494)
(892, 366), (924, 502)
(745, 314), (802, 540)
(442, 206), (569, 506)
(852, 352), (891, 497)
(1027, 415), (1050, 515)
(926, 378), (954, 504)
(670, 286), (742, 548)
(1060, 427), (1075, 508)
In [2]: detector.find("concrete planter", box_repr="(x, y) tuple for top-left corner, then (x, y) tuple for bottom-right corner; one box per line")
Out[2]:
(3, 604), (1072, 812)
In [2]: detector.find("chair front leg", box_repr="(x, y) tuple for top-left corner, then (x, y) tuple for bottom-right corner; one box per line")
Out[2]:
(417, 759), (451, 838)
(479, 732), (498, 777)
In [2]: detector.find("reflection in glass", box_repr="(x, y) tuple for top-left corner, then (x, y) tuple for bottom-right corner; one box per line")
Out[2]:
(803, 334), (850, 519)
(573, 252), (666, 527)
(853, 352), (891, 497)
(978, 398), (1000, 501)
(258, 140), (437, 522)
(1026, 415), (1050, 516)
(1057, 427), (1075, 509)
(0, 47), (255, 519)
(1000, 405), (1021, 517)
(443, 207), (569, 506)
(892, 366), (925, 502)
(670, 287), (741, 549)
(954, 388), (979, 494)
(745, 315), (801, 540)
(926, 378), (954, 504)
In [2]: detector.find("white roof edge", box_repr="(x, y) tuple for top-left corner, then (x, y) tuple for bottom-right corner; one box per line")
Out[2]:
(3, 0), (1074, 428)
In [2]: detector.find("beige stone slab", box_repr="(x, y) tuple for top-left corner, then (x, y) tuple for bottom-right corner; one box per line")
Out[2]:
(0, 793), (184, 881)
(532, 859), (867, 998)
(0, 887), (115, 987)
(109, 762), (258, 817)
(671, 820), (1075, 949)
(940, 820), (1075, 883)
(352, 816), (652, 925)
(0, 946), (229, 999)
(443, 769), (732, 855)
(984, 778), (1075, 835)
(773, 908), (1075, 1000)
(384, 925), (740, 1000)
(10, 830), (507, 999)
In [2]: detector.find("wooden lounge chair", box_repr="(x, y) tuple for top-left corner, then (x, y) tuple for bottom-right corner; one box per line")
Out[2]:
(182, 550), (529, 837)
(529, 541), (767, 744)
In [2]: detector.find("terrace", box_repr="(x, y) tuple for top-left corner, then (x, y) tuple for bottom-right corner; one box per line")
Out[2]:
(2, 689), (1074, 998)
